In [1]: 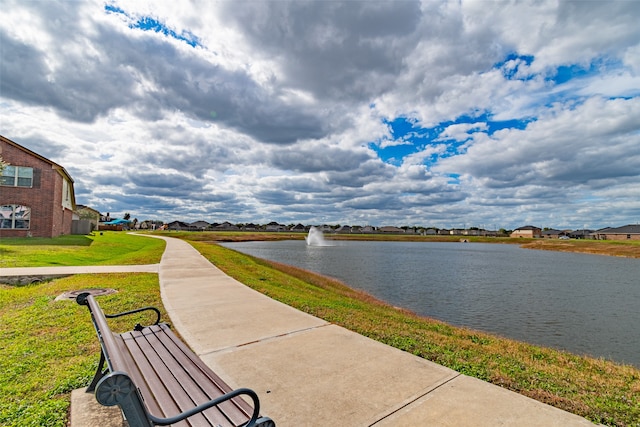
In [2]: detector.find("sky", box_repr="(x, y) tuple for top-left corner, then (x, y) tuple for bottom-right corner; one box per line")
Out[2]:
(1, 0), (640, 230)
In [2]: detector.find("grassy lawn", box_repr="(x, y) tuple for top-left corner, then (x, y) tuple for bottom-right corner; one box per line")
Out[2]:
(0, 231), (165, 267)
(0, 273), (164, 427)
(1, 231), (638, 426)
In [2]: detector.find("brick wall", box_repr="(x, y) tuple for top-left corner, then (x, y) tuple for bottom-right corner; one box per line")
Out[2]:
(602, 233), (640, 241)
(0, 139), (71, 238)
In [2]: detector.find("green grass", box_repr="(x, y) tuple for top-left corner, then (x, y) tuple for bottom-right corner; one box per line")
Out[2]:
(0, 273), (165, 427)
(0, 232), (165, 267)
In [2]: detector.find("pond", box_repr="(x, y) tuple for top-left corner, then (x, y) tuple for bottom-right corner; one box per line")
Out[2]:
(221, 240), (640, 367)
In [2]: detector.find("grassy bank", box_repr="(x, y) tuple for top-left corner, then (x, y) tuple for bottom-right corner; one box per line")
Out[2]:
(183, 237), (639, 427)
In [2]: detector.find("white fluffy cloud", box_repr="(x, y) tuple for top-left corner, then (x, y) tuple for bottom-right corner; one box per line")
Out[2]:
(1, 0), (639, 229)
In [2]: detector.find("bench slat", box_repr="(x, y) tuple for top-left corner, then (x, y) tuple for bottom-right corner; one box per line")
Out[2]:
(122, 328), (213, 427)
(122, 325), (253, 427)
(127, 326), (223, 427)
(113, 330), (178, 424)
(151, 327), (254, 426)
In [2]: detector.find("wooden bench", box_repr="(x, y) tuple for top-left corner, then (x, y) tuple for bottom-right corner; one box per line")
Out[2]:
(77, 292), (275, 427)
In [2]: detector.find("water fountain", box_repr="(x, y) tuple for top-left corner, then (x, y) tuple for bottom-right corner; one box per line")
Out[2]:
(305, 226), (328, 246)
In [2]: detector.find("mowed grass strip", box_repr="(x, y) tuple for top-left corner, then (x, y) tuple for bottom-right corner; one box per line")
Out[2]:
(187, 239), (640, 427)
(0, 231), (165, 267)
(0, 273), (165, 427)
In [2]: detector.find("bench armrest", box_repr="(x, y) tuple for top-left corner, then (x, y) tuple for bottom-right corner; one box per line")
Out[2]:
(96, 372), (263, 427)
(105, 306), (161, 330)
(76, 292), (161, 329)
(147, 387), (262, 427)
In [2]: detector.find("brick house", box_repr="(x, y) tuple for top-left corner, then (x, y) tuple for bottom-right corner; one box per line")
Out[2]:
(594, 225), (640, 241)
(540, 229), (570, 239)
(0, 135), (76, 238)
(510, 225), (542, 238)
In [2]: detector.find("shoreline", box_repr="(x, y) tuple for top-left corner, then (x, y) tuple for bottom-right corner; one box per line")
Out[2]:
(170, 230), (640, 259)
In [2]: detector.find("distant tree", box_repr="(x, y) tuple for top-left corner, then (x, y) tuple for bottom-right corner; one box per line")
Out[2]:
(79, 210), (98, 221)
(124, 212), (131, 220)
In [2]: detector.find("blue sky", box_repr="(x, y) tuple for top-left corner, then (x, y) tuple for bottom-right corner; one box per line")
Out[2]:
(105, 4), (201, 48)
(1, 0), (639, 229)
(372, 113), (534, 167)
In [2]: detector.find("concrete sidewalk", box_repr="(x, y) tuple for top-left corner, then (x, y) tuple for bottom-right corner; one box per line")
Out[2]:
(8, 235), (597, 426)
(0, 264), (159, 285)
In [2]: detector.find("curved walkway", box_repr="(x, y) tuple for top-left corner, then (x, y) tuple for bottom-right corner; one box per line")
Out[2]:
(3, 235), (599, 426)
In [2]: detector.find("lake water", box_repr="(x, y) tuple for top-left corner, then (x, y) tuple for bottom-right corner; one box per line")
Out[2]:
(220, 240), (640, 367)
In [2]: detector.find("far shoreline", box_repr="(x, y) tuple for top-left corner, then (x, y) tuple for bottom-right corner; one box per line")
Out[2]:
(169, 230), (640, 259)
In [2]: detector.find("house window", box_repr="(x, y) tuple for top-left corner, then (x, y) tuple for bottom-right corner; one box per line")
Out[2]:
(0, 205), (31, 229)
(1, 166), (34, 187)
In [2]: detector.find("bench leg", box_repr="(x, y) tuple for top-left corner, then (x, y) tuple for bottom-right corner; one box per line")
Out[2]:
(87, 352), (108, 393)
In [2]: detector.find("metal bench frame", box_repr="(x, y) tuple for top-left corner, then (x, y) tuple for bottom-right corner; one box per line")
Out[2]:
(77, 292), (274, 427)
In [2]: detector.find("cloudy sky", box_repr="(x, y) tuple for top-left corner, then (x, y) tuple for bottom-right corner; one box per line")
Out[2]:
(2, 1), (640, 229)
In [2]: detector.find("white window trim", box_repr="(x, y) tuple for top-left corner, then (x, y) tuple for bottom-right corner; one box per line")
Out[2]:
(0, 204), (31, 229)
(1, 165), (34, 188)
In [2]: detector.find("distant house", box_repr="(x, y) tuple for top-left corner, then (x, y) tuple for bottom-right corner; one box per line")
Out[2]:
(361, 225), (376, 233)
(265, 222), (286, 232)
(594, 225), (640, 241)
(540, 229), (569, 239)
(1, 135), (76, 238)
(190, 220), (211, 230)
(290, 223), (306, 232)
(335, 225), (352, 234)
(166, 221), (190, 231)
(378, 226), (404, 234)
(510, 225), (542, 238)
(214, 221), (239, 231)
(139, 220), (163, 230)
(569, 229), (594, 239)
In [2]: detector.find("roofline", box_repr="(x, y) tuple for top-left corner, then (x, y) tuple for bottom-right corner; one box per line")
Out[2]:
(0, 135), (74, 184)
